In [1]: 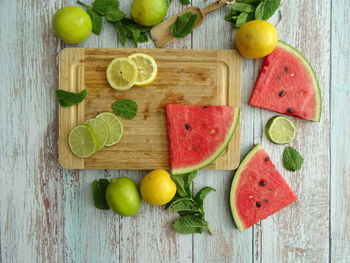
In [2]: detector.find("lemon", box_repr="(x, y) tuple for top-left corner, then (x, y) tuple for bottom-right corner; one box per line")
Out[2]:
(96, 112), (123, 146)
(106, 58), (138, 91)
(68, 124), (97, 158)
(265, 116), (297, 144)
(128, 53), (158, 87)
(235, 20), (278, 59)
(140, 170), (176, 206)
(53, 6), (92, 44)
(131, 0), (168, 26)
(85, 118), (109, 150)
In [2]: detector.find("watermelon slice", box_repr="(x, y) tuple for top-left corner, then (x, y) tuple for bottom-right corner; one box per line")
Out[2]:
(249, 41), (321, 122)
(230, 144), (297, 231)
(166, 104), (240, 175)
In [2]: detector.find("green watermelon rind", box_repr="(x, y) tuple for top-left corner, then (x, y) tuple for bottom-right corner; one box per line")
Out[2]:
(172, 108), (240, 175)
(229, 144), (262, 231)
(278, 41), (322, 122)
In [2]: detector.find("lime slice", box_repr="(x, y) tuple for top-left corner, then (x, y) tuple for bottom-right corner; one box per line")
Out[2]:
(68, 124), (98, 158)
(106, 58), (138, 91)
(85, 118), (109, 150)
(96, 112), (123, 146)
(265, 116), (297, 144)
(128, 53), (158, 87)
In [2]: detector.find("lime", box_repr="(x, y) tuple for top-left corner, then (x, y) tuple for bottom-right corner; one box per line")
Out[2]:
(96, 112), (123, 146)
(265, 116), (296, 144)
(68, 124), (97, 158)
(140, 170), (176, 206)
(106, 177), (141, 216)
(131, 0), (168, 26)
(85, 118), (109, 150)
(128, 53), (158, 87)
(106, 58), (138, 91)
(53, 6), (92, 44)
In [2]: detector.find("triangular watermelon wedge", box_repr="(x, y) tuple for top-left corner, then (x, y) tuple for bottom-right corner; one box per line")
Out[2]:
(166, 104), (240, 175)
(230, 144), (297, 231)
(249, 41), (321, 122)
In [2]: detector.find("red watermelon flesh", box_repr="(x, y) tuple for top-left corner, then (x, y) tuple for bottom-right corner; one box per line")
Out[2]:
(249, 41), (321, 122)
(166, 104), (240, 175)
(230, 144), (297, 231)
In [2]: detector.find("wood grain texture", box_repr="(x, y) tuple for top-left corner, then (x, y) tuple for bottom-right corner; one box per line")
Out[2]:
(59, 48), (241, 170)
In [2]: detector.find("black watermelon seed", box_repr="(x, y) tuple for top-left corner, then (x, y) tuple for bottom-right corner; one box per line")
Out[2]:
(265, 157), (270, 162)
(279, 91), (286, 97)
(287, 108), (293, 113)
(284, 66), (289, 73)
(259, 181), (266, 186)
(256, 201), (262, 208)
(185, 124), (191, 130)
(203, 106), (208, 109)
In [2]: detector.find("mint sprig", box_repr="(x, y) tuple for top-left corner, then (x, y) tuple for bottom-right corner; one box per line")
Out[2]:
(282, 146), (304, 171)
(170, 12), (199, 38)
(168, 171), (216, 235)
(56, 89), (87, 107)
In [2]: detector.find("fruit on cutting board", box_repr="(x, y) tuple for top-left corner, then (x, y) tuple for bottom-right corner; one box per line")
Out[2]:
(249, 41), (321, 121)
(85, 118), (109, 150)
(230, 144), (298, 231)
(140, 170), (176, 205)
(128, 53), (158, 87)
(106, 177), (141, 216)
(53, 6), (92, 44)
(235, 20), (278, 59)
(265, 116), (296, 144)
(96, 112), (124, 146)
(166, 104), (240, 175)
(131, 0), (168, 26)
(68, 124), (98, 158)
(106, 58), (139, 91)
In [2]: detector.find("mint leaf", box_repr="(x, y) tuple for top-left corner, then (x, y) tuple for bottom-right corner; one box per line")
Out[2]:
(168, 198), (199, 213)
(171, 174), (188, 197)
(170, 12), (199, 38)
(92, 179), (110, 210)
(230, 3), (256, 13)
(283, 146), (304, 171)
(111, 99), (138, 120)
(86, 8), (103, 35)
(137, 32), (148, 43)
(183, 171), (197, 197)
(194, 186), (216, 209)
(124, 23), (141, 47)
(115, 21), (127, 46)
(56, 89), (87, 107)
(255, 0), (281, 20)
(237, 0), (260, 4)
(172, 215), (209, 234)
(92, 0), (118, 15)
(235, 12), (255, 28)
(180, 0), (190, 4)
(105, 5), (124, 22)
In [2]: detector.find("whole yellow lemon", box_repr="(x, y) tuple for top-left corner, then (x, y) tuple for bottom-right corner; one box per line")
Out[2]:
(235, 20), (278, 59)
(140, 169), (176, 205)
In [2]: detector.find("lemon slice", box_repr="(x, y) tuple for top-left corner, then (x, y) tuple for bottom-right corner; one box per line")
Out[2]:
(85, 118), (109, 150)
(128, 53), (158, 87)
(68, 125), (98, 158)
(96, 112), (124, 146)
(106, 58), (138, 90)
(265, 116), (297, 144)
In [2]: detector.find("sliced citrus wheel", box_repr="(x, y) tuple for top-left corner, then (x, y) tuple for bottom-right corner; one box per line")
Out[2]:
(265, 116), (297, 144)
(106, 58), (138, 90)
(85, 118), (109, 150)
(96, 112), (123, 146)
(128, 53), (157, 86)
(68, 125), (98, 158)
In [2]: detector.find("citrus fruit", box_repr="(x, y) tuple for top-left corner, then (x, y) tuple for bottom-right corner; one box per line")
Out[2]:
(96, 112), (123, 146)
(265, 116), (296, 144)
(53, 6), (92, 44)
(128, 53), (158, 87)
(235, 20), (278, 59)
(85, 118), (109, 150)
(106, 58), (138, 90)
(140, 170), (176, 206)
(131, 0), (168, 26)
(68, 124), (97, 158)
(106, 177), (141, 216)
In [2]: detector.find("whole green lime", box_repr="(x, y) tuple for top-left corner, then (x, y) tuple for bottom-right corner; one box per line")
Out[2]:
(131, 0), (168, 26)
(53, 6), (92, 44)
(106, 177), (141, 216)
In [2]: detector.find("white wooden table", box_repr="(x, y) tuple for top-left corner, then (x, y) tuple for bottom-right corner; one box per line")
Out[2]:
(1, 0), (349, 262)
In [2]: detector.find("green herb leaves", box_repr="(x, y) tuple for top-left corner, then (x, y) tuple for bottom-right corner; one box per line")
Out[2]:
(168, 171), (216, 234)
(111, 99), (138, 120)
(78, 0), (149, 46)
(225, 0), (281, 28)
(56, 89), (87, 107)
(170, 12), (199, 38)
(92, 179), (110, 210)
(283, 146), (304, 171)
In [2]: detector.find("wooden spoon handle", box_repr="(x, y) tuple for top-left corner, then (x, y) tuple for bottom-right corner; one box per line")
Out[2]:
(201, 0), (226, 16)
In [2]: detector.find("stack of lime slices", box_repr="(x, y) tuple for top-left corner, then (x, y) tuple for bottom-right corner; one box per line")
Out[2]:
(69, 112), (123, 158)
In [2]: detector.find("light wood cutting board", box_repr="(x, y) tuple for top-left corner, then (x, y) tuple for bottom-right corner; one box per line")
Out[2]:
(58, 48), (241, 170)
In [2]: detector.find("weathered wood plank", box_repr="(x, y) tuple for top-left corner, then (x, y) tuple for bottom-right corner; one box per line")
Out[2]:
(331, 0), (350, 261)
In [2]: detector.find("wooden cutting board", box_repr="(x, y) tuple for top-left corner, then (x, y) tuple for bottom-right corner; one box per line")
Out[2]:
(58, 48), (241, 170)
